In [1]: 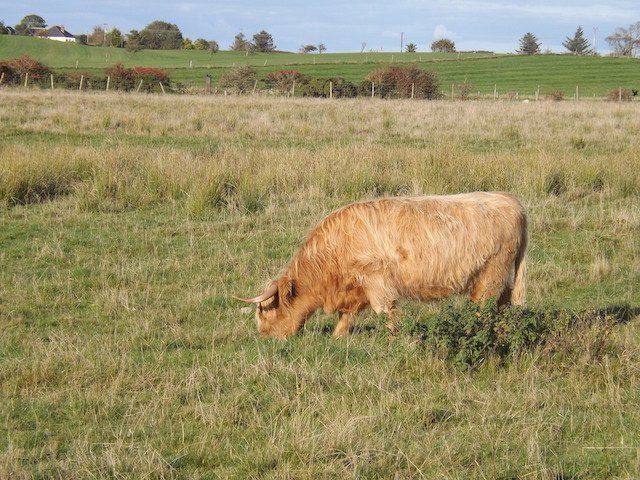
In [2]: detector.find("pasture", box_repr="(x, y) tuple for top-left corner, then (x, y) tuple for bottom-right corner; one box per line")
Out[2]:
(1, 90), (639, 478)
(2, 34), (640, 96)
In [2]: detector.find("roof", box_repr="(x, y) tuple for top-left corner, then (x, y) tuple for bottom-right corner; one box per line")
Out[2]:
(42, 26), (74, 38)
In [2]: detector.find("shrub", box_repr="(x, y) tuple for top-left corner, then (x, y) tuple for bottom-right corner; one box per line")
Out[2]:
(364, 66), (439, 99)
(265, 70), (305, 94)
(104, 64), (170, 93)
(297, 76), (357, 98)
(547, 90), (565, 101)
(57, 71), (106, 91)
(410, 299), (618, 369)
(457, 82), (473, 100)
(217, 66), (257, 94)
(105, 63), (136, 90)
(0, 55), (51, 86)
(607, 88), (633, 102)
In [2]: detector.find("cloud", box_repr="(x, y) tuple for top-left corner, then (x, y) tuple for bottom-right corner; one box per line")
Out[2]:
(433, 24), (456, 39)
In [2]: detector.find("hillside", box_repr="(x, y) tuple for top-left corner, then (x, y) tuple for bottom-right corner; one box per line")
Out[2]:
(1, 34), (639, 96)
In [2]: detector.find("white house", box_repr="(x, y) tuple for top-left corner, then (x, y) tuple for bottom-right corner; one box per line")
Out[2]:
(41, 26), (76, 43)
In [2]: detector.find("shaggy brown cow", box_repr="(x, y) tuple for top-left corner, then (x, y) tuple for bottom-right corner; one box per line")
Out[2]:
(236, 192), (527, 338)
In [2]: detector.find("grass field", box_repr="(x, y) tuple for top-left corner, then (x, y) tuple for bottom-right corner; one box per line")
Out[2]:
(1, 90), (640, 478)
(2, 34), (640, 96)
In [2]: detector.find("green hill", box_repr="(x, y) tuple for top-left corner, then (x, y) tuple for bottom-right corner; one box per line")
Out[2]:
(1, 34), (639, 96)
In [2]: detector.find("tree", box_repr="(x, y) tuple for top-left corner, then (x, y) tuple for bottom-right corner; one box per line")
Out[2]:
(230, 32), (251, 52)
(87, 26), (106, 46)
(405, 43), (417, 53)
(517, 32), (541, 55)
(15, 14), (46, 35)
(299, 44), (318, 53)
(193, 38), (209, 50)
(208, 40), (219, 53)
(606, 22), (640, 57)
(318, 43), (326, 54)
(563, 26), (591, 55)
(109, 28), (123, 47)
(182, 38), (194, 50)
(74, 34), (88, 45)
(431, 38), (455, 52)
(0, 21), (9, 35)
(125, 30), (142, 52)
(139, 20), (183, 50)
(253, 30), (276, 52)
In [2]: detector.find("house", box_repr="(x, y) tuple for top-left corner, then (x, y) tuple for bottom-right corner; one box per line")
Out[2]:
(40, 26), (76, 43)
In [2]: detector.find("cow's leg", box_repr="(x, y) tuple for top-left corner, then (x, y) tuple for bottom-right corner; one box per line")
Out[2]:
(470, 252), (512, 306)
(333, 312), (355, 337)
(383, 304), (399, 335)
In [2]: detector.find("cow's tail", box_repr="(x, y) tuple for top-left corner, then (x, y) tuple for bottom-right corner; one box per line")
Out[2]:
(511, 217), (528, 306)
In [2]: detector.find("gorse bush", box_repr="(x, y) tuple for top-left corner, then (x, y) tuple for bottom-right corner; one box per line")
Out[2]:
(412, 299), (620, 369)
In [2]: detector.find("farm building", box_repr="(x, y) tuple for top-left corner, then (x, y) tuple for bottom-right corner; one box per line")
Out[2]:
(40, 26), (76, 42)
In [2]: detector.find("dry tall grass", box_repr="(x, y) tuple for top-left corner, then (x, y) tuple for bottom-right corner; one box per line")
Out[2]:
(1, 90), (639, 479)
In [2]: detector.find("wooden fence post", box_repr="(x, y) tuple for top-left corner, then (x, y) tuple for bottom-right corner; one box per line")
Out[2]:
(106, 76), (110, 91)
(159, 82), (165, 94)
(50, 73), (54, 90)
(292, 79), (296, 96)
(136, 79), (143, 93)
(190, 60), (193, 69)
(451, 83), (454, 99)
(575, 85), (579, 100)
(619, 87), (622, 101)
(75, 59), (79, 69)
(79, 75), (84, 90)
(24, 72), (29, 88)
(0, 72), (5, 85)
(329, 81), (333, 99)
(205, 75), (212, 94)
(263, 60), (268, 66)
(371, 82), (375, 98)
(252, 79), (258, 94)
(493, 84), (497, 100)
(411, 83), (415, 99)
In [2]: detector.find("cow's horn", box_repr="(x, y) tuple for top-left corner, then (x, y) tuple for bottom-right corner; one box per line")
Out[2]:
(233, 280), (278, 303)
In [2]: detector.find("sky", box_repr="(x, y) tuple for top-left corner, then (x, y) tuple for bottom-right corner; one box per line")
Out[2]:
(2, 1), (638, 53)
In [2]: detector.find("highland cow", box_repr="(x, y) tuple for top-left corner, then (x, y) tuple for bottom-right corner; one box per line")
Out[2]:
(236, 192), (527, 338)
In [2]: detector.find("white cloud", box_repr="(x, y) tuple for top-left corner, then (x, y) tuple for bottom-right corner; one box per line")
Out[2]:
(433, 24), (456, 39)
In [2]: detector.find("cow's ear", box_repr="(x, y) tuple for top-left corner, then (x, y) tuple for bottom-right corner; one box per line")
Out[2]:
(278, 277), (296, 306)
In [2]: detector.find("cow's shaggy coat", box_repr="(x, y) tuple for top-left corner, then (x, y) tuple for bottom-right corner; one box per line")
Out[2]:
(238, 192), (528, 338)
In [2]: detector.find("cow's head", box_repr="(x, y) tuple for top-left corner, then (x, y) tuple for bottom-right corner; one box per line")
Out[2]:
(235, 277), (303, 338)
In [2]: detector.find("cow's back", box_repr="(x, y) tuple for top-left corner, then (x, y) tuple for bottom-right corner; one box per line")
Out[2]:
(322, 192), (526, 298)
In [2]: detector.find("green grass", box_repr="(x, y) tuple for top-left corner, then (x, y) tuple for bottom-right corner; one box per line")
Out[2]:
(1, 90), (639, 478)
(3, 34), (640, 96)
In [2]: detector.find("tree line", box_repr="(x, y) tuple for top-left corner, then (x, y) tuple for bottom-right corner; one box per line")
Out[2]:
(2, 13), (640, 57)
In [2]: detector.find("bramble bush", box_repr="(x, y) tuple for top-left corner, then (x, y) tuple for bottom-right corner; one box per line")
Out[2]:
(264, 70), (304, 94)
(105, 64), (170, 93)
(410, 299), (620, 369)
(0, 55), (51, 86)
(607, 87), (633, 102)
(362, 66), (440, 99)
(218, 66), (257, 94)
